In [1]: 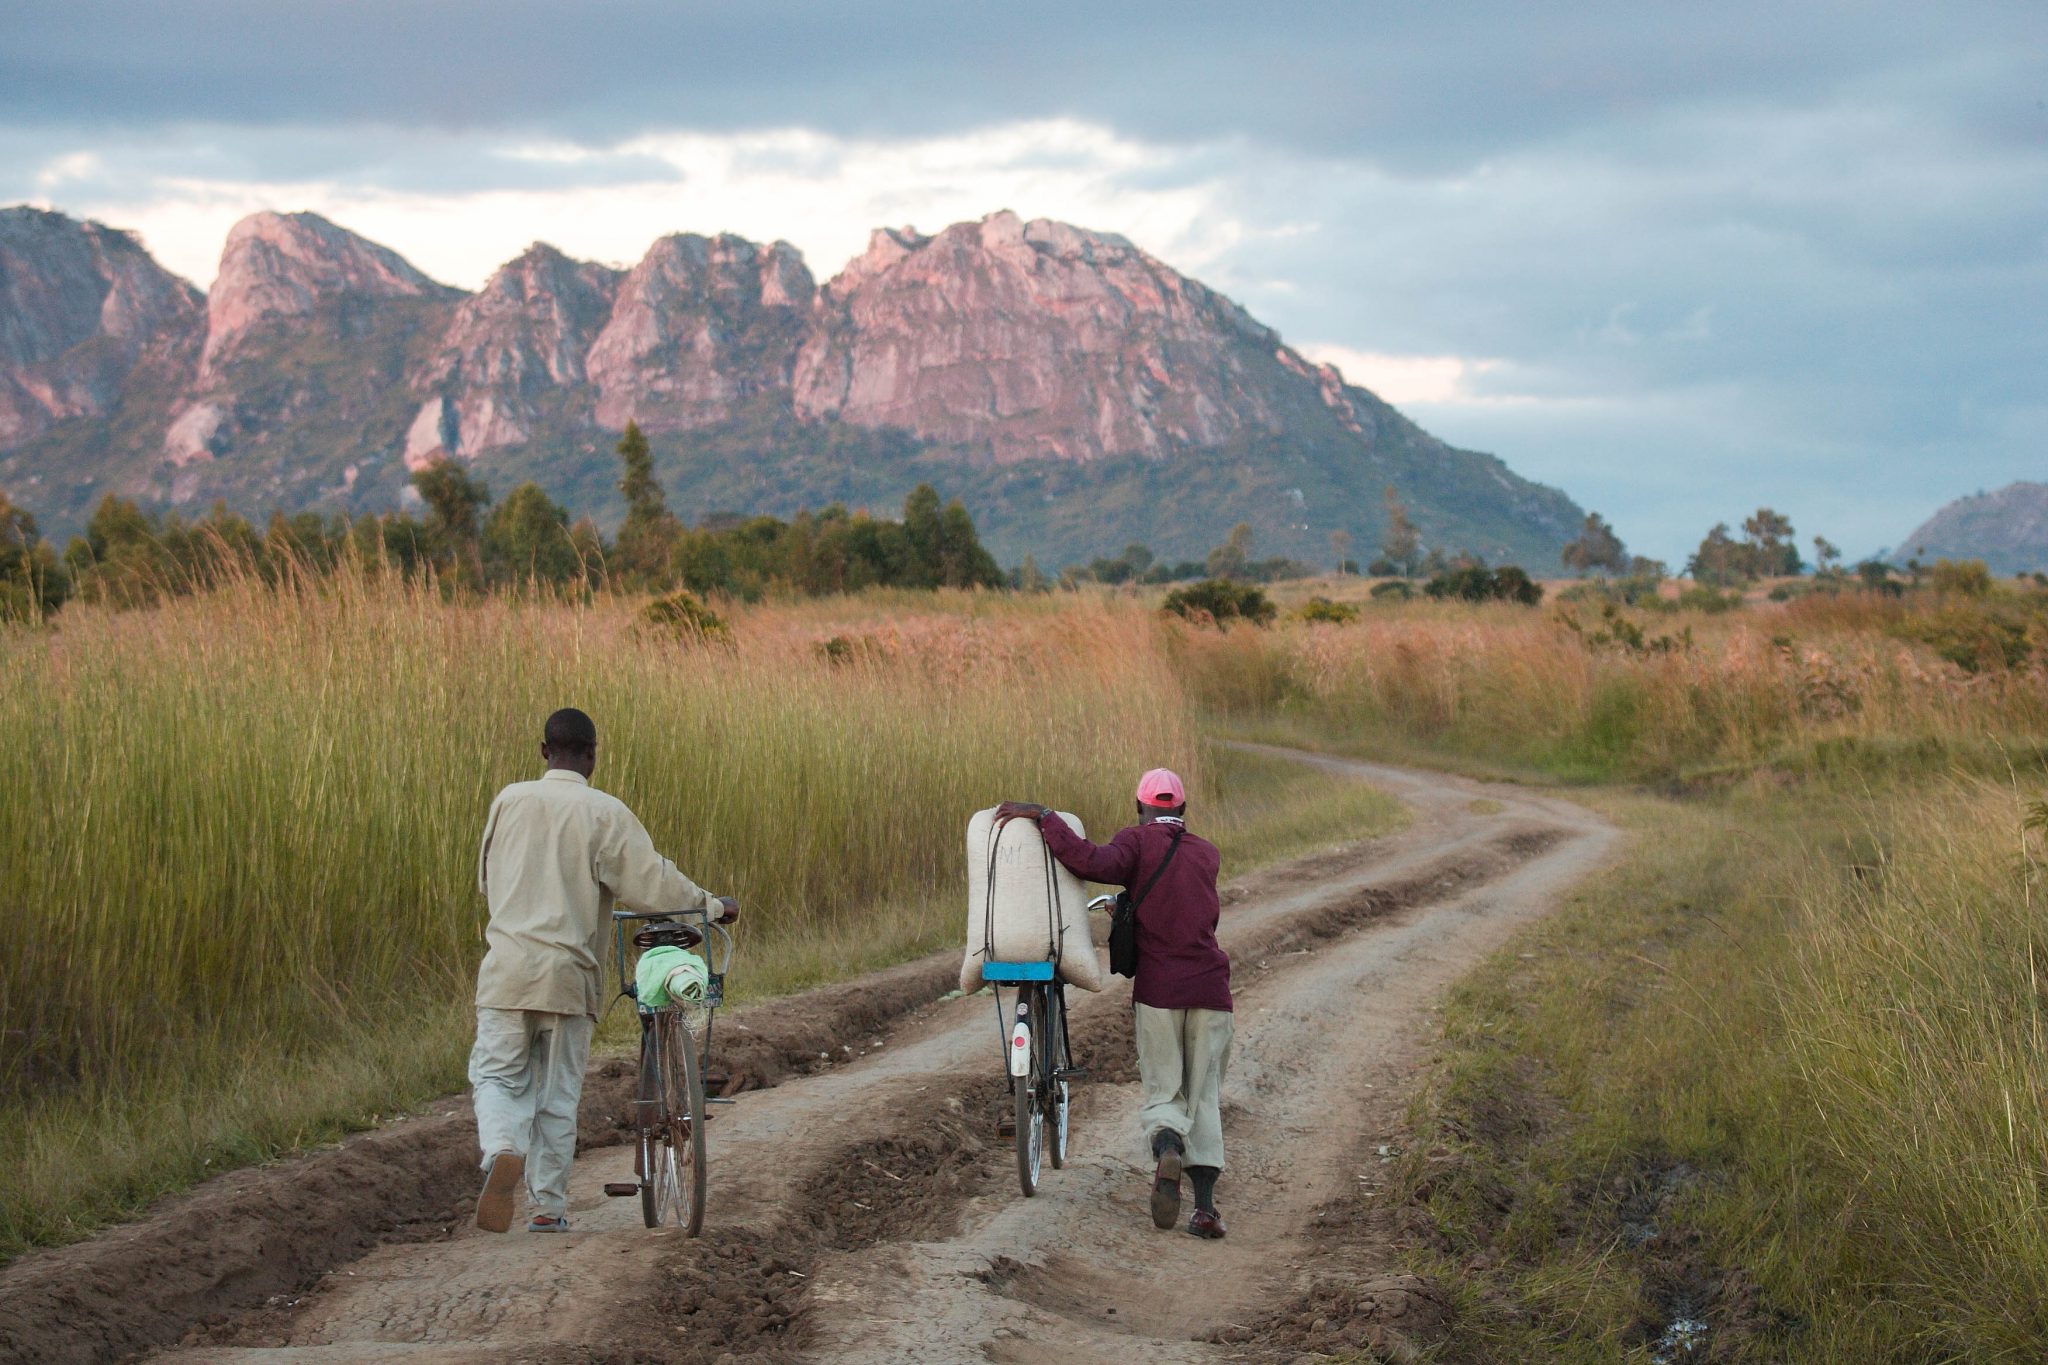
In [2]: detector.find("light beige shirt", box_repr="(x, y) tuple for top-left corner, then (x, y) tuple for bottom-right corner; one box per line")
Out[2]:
(475, 769), (718, 1018)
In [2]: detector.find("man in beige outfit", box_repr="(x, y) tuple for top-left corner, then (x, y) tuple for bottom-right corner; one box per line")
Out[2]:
(471, 707), (732, 1233)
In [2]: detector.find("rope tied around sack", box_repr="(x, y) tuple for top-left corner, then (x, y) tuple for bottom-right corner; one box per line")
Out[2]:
(979, 812), (1062, 969)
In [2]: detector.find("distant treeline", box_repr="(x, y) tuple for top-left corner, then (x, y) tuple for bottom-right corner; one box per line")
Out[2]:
(0, 422), (1006, 619)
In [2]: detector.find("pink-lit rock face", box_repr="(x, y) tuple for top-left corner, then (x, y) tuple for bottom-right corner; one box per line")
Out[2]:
(200, 211), (453, 374)
(794, 210), (1336, 463)
(0, 207), (203, 444)
(585, 233), (814, 432)
(414, 243), (620, 455)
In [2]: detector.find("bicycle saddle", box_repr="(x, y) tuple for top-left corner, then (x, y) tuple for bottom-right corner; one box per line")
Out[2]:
(634, 923), (703, 950)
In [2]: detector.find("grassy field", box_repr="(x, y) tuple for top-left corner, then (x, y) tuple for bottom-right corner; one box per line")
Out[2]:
(1159, 578), (2048, 1361)
(0, 574), (1399, 1261)
(8, 563), (2044, 1361)
(1389, 772), (2048, 1362)
(1180, 584), (2048, 782)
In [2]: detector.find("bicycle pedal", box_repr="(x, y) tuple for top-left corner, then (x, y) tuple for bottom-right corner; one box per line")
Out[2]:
(996, 1117), (1017, 1137)
(1054, 1067), (1090, 1082)
(602, 1182), (639, 1198)
(706, 1096), (736, 1105)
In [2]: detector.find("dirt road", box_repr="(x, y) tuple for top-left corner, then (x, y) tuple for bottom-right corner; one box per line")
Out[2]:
(4, 748), (1616, 1364)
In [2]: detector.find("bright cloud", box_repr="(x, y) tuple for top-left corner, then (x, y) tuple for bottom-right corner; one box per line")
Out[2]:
(46, 121), (1248, 292)
(1299, 346), (1500, 405)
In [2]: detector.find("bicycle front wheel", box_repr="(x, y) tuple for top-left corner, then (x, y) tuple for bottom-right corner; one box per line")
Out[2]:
(649, 1010), (708, 1234)
(1044, 984), (1070, 1169)
(1014, 985), (1045, 1196)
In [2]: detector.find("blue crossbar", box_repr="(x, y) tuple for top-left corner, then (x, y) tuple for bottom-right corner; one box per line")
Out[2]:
(980, 960), (1055, 982)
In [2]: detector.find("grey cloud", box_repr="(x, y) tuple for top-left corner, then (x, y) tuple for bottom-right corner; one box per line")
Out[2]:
(3, 2), (2038, 168)
(3, 0), (2043, 560)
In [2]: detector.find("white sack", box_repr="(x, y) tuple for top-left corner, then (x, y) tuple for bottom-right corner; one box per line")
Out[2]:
(961, 808), (1105, 994)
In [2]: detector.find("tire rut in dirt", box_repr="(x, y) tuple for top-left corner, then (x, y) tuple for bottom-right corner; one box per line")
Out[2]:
(1068, 826), (1571, 1086)
(0, 955), (969, 1365)
(602, 825), (1582, 1364)
(587, 1075), (1014, 1364)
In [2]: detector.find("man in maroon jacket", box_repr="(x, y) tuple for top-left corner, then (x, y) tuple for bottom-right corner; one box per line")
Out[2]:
(996, 768), (1232, 1239)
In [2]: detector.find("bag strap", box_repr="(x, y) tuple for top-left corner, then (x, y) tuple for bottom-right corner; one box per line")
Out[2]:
(1128, 827), (1184, 914)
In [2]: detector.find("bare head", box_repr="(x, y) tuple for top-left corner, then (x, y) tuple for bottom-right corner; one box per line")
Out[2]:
(541, 707), (597, 778)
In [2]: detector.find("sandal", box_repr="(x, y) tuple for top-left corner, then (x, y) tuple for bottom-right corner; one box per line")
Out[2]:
(475, 1150), (524, 1234)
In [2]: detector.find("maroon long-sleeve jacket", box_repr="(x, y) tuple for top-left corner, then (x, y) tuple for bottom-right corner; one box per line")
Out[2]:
(1038, 813), (1232, 1013)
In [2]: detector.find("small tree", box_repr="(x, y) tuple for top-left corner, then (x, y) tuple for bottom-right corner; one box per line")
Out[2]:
(1328, 529), (1353, 575)
(1206, 521), (1255, 580)
(1855, 559), (1899, 595)
(1812, 535), (1842, 576)
(1380, 487), (1420, 577)
(1560, 511), (1627, 576)
(932, 495), (1003, 588)
(615, 421), (680, 585)
(1741, 507), (1799, 576)
(1687, 523), (1745, 587)
(412, 457), (491, 582)
(0, 491), (69, 621)
(484, 482), (580, 585)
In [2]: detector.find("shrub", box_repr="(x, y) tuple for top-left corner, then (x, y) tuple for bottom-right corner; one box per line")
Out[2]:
(1890, 604), (2035, 672)
(1928, 558), (1993, 598)
(1675, 585), (1743, 613)
(1294, 596), (1360, 625)
(1162, 578), (1277, 628)
(1369, 579), (1414, 601)
(637, 589), (730, 645)
(1423, 564), (1543, 606)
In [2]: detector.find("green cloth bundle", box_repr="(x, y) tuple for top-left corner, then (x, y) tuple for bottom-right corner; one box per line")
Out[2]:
(634, 945), (708, 1008)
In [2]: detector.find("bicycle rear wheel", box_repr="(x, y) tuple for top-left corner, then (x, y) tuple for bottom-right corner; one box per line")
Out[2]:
(642, 1010), (708, 1233)
(1014, 984), (1046, 1196)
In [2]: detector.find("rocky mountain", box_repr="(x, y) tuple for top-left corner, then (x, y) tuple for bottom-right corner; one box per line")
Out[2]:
(586, 233), (814, 434)
(406, 243), (622, 465)
(0, 205), (1585, 568)
(0, 207), (202, 451)
(1895, 482), (2048, 576)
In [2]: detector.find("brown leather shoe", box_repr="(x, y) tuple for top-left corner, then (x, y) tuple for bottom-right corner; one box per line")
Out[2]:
(1150, 1148), (1184, 1229)
(1187, 1208), (1227, 1239)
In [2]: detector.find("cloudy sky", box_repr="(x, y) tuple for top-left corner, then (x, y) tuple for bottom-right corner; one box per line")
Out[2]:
(4, 1), (2042, 561)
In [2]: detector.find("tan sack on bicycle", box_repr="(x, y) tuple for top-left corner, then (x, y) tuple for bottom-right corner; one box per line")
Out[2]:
(962, 807), (1105, 994)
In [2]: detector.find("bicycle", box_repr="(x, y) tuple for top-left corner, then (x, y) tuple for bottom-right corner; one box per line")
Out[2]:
(602, 902), (735, 1234)
(984, 927), (1097, 1196)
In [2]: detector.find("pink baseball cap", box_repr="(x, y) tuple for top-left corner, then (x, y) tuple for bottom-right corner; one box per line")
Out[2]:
(1136, 768), (1187, 808)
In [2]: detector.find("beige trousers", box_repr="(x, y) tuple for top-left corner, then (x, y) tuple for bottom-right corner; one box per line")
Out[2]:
(469, 1007), (594, 1217)
(1133, 1003), (1233, 1169)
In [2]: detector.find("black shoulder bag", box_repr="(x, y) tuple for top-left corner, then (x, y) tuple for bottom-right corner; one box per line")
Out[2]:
(1108, 827), (1183, 979)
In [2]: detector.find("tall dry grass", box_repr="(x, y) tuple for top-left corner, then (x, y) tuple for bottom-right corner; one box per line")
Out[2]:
(0, 573), (1199, 1254)
(1176, 598), (2048, 780)
(1766, 779), (2048, 1356)
(0, 571), (1403, 1259)
(1400, 773), (2048, 1361)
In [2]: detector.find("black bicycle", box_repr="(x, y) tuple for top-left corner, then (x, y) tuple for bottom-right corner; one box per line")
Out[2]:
(604, 903), (734, 1234)
(985, 958), (1084, 1196)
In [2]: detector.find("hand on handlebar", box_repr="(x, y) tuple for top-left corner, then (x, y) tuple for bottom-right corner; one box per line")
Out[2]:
(714, 895), (740, 925)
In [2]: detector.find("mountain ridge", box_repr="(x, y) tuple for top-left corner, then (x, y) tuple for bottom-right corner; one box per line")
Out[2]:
(0, 204), (1585, 567)
(1895, 482), (2048, 576)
